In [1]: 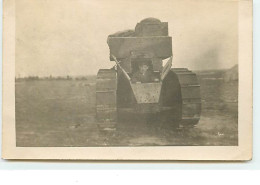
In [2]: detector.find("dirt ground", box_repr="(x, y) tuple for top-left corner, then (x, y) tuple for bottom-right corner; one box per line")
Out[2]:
(15, 71), (238, 146)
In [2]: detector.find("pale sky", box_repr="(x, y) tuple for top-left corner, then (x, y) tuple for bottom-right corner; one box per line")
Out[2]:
(16, 0), (238, 77)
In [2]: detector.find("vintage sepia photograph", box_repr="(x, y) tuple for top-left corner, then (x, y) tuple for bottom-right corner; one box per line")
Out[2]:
(2, 0), (252, 160)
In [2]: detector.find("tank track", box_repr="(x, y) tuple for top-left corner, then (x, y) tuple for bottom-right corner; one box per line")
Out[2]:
(171, 68), (201, 126)
(96, 69), (117, 131)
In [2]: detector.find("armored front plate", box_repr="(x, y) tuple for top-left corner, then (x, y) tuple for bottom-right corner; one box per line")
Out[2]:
(130, 83), (162, 104)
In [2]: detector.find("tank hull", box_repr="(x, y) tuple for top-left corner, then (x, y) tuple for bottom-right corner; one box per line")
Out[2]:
(96, 68), (201, 130)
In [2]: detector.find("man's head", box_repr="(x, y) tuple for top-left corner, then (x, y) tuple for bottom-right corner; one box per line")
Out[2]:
(138, 62), (149, 74)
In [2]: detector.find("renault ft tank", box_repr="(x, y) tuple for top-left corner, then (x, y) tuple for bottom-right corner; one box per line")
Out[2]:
(96, 18), (201, 130)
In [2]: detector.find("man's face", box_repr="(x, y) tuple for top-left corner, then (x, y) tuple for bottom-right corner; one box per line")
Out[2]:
(139, 64), (149, 74)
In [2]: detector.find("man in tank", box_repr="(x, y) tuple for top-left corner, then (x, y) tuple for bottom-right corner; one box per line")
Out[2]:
(131, 61), (158, 83)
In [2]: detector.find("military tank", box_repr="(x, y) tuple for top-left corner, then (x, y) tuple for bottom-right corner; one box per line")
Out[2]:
(96, 18), (201, 130)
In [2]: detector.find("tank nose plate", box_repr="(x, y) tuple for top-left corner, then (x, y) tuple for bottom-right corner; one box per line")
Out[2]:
(130, 83), (162, 103)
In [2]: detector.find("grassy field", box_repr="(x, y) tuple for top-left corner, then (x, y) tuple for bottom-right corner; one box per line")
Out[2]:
(15, 71), (238, 146)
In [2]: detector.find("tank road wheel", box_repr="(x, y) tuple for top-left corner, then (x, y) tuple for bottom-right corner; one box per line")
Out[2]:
(96, 69), (117, 131)
(171, 68), (201, 127)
